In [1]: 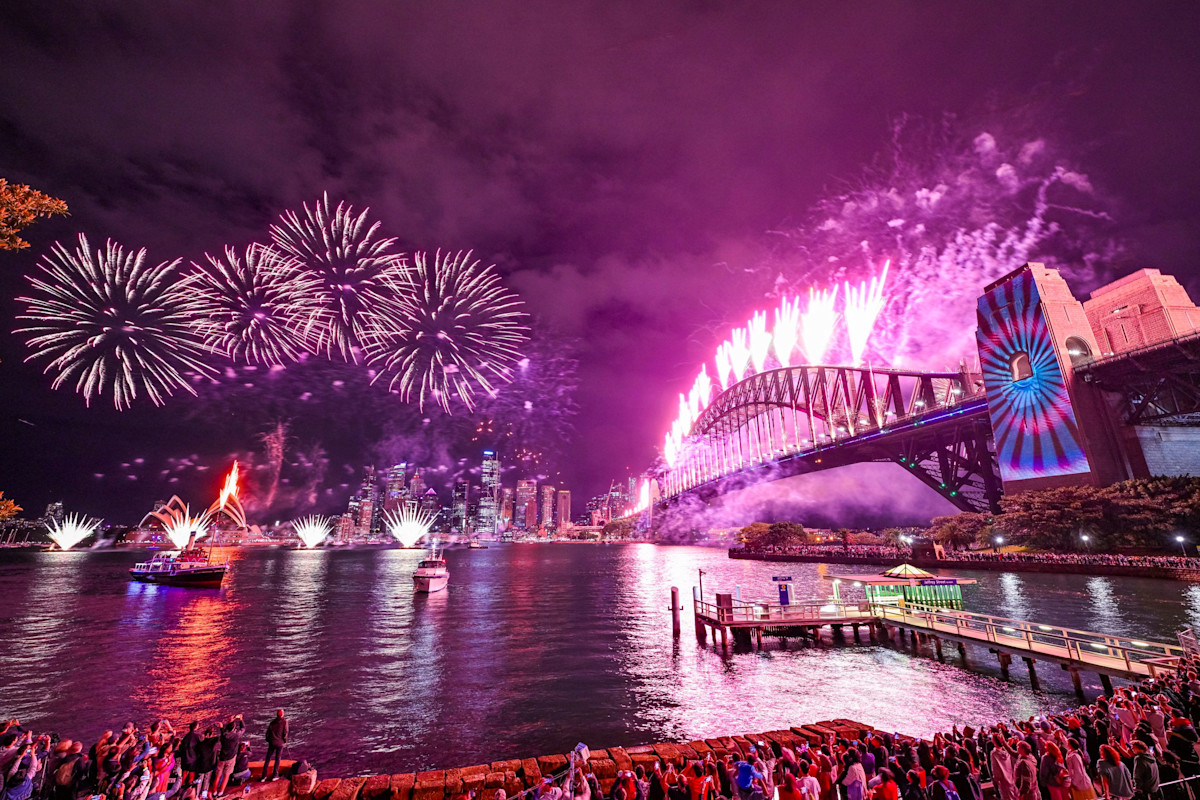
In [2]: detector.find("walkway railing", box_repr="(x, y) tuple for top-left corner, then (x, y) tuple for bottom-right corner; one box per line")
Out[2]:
(695, 598), (874, 625)
(876, 602), (1185, 676)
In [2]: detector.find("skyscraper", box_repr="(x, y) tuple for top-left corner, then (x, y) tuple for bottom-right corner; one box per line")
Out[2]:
(419, 487), (441, 520)
(477, 450), (501, 535)
(514, 480), (537, 531)
(540, 484), (556, 533)
(499, 487), (514, 530)
(355, 466), (378, 538)
(383, 463), (408, 511)
(409, 471), (427, 499)
(556, 489), (571, 531)
(451, 480), (471, 533)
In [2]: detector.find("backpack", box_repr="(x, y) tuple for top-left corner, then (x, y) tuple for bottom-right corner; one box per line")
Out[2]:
(940, 783), (961, 800)
(55, 759), (77, 787)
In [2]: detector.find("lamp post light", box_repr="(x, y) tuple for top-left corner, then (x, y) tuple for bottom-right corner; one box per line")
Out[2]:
(993, 535), (1003, 553)
(1177, 535), (1188, 557)
(1081, 534), (1091, 553)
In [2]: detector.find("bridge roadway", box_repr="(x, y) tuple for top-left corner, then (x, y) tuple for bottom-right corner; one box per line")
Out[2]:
(693, 597), (1184, 690)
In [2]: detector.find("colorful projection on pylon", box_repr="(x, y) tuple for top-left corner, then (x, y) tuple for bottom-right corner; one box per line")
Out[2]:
(976, 270), (1090, 483)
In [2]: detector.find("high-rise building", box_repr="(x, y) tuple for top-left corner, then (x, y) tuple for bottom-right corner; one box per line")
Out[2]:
(354, 466), (379, 537)
(514, 480), (537, 531)
(451, 480), (471, 533)
(409, 471), (427, 499)
(540, 484), (556, 532)
(499, 487), (514, 530)
(42, 502), (65, 527)
(419, 487), (441, 521)
(477, 450), (501, 535)
(383, 463), (408, 511)
(556, 489), (571, 531)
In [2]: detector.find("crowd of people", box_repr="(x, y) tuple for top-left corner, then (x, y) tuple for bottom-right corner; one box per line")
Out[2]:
(743, 542), (1200, 571)
(0, 709), (301, 800)
(511, 660), (1200, 800)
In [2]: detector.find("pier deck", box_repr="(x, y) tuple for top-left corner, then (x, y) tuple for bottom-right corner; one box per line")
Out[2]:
(691, 593), (1184, 685)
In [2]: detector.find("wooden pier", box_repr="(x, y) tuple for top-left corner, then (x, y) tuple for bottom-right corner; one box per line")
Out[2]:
(689, 590), (1185, 693)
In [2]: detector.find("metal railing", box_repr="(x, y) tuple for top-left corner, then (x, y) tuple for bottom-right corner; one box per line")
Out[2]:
(695, 598), (874, 625)
(875, 602), (1185, 675)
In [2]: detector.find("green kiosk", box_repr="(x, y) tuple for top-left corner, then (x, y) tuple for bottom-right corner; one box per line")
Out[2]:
(826, 563), (975, 609)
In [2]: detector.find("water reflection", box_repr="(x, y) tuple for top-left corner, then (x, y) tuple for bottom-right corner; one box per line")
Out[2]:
(1, 545), (1196, 776)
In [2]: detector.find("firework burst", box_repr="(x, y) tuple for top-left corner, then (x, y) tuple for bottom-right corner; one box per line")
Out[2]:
(292, 515), (333, 548)
(16, 234), (213, 410)
(186, 244), (314, 365)
(47, 513), (101, 550)
(384, 504), (439, 548)
(365, 249), (529, 413)
(142, 496), (214, 549)
(270, 193), (406, 361)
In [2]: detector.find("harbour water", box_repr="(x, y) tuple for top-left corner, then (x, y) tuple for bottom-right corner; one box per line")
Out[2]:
(2, 544), (1197, 775)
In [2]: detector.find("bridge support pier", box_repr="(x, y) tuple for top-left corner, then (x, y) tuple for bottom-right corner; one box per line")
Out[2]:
(852, 624), (861, 642)
(1064, 665), (1084, 698)
(909, 629), (919, 649)
(933, 637), (944, 662)
(996, 651), (1012, 679)
(695, 613), (707, 642)
(1099, 674), (1114, 696)
(671, 587), (681, 638)
(719, 625), (728, 651)
(1023, 657), (1040, 691)
(756, 628), (763, 650)
(957, 642), (968, 666)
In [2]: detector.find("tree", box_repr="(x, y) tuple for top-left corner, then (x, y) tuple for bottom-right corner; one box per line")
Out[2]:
(740, 521), (807, 550)
(0, 179), (68, 251)
(927, 512), (993, 550)
(0, 492), (22, 522)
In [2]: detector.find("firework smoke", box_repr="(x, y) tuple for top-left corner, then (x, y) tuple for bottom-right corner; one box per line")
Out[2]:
(364, 249), (529, 413)
(769, 115), (1120, 368)
(16, 234), (214, 410)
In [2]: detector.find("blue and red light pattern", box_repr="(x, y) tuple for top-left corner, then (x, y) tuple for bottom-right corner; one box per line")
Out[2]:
(976, 270), (1090, 483)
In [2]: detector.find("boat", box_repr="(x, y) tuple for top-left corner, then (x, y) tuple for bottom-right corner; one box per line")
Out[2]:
(413, 541), (449, 593)
(129, 547), (228, 588)
(468, 540), (488, 550)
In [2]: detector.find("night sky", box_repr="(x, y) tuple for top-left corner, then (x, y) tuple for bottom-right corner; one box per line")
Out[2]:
(2, 3), (1199, 523)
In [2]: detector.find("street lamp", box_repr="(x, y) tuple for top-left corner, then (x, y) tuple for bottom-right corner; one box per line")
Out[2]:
(1177, 535), (1188, 557)
(993, 535), (1004, 552)
(1081, 534), (1091, 552)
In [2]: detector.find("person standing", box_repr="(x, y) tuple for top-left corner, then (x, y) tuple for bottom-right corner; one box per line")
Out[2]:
(213, 716), (244, 797)
(263, 711), (288, 782)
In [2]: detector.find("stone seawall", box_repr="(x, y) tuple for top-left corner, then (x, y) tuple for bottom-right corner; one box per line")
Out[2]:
(728, 549), (1200, 582)
(251, 719), (881, 800)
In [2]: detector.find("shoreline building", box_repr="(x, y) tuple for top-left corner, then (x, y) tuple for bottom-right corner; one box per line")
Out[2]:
(451, 480), (471, 534)
(539, 484), (556, 535)
(556, 489), (571, 532)
(515, 479), (537, 532)
(383, 464), (408, 512)
(499, 487), (514, 531)
(476, 450), (501, 535)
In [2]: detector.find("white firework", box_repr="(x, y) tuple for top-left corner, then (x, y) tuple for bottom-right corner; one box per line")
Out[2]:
(270, 193), (407, 361)
(47, 513), (101, 550)
(383, 504), (439, 548)
(16, 234), (214, 410)
(292, 515), (333, 548)
(141, 496), (213, 549)
(186, 244), (315, 365)
(800, 286), (839, 365)
(364, 249), (529, 413)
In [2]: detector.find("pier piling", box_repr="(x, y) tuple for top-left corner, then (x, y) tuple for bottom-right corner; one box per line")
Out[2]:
(1023, 657), (1040, 690)
(671, 587), (681, 637)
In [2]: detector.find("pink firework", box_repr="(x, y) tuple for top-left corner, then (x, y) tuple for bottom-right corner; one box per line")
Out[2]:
(714, 341), (735, 390)
(747, 311), (772, 373)
(729, 327), (752, 381)
(843, 261), (890, 366)
(772, 297), (801, 368)
(800, 286), (839, 365)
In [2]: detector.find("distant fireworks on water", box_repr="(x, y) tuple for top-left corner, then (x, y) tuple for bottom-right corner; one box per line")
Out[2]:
(15, 194), (530, 414)
(384, 505), (439, 548)
(46, 513), (101, 550)
(292, 515), (333, 548)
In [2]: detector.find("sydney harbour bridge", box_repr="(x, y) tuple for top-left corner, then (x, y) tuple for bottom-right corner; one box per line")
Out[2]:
(656, 263), (1200, 515)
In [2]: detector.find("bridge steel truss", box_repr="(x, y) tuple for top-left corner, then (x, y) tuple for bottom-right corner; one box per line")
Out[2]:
(662, 365), (1003, 514)
(1076, 332), (1200, 425)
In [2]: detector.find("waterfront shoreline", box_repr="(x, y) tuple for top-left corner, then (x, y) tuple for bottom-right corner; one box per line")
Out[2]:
(728, 548), (1200, 581)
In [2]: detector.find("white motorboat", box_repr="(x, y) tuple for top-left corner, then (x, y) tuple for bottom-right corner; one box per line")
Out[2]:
(413, 543), (449, 592)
